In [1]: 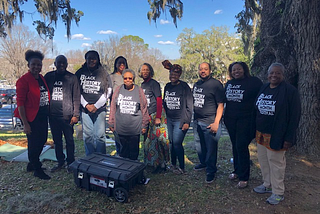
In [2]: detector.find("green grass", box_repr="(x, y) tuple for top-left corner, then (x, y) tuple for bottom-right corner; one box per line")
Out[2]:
(0, 131), (317, 214)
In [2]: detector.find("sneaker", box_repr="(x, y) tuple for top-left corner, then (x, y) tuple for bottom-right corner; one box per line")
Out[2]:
(194, 164), (206, 171)
(267, 193), (284, 205)
(205, 174), (215, 184)
(253, 184), (272, 194)
(51, 163), (65, 173)
(34, 169), (51, 180)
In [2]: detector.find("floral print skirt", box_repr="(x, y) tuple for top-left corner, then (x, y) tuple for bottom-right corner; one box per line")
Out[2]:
(144, 110), (170, 168)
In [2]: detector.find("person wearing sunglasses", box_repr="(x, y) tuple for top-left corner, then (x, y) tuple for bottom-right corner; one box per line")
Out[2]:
(108, 69), (149, 160)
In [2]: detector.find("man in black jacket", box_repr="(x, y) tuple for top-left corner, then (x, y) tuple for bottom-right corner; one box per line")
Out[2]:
(44, 55), (81, 172)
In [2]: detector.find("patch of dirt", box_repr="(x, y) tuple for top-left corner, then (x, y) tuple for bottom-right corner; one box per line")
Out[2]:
(0, 138), (54, 148)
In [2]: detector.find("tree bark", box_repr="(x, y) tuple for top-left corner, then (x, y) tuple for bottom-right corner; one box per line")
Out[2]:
(251, 0), (320, 155)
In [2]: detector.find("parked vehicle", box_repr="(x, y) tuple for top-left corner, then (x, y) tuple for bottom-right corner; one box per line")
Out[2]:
(0, 88), (15, 104)
(0, 104), (22, 131)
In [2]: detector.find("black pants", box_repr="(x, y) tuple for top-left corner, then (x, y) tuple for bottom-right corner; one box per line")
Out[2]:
(224, 116), (254, 181)
(27, 113), (48, 170)
(49, 116), (75, 165)
(118, 134), (140, 160)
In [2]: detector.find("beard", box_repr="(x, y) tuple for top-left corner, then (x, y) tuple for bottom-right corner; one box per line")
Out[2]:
(199, 74), (211, 81)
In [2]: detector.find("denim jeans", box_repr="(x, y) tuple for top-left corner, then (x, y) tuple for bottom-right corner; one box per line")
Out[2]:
(49, 116), (75, 165)
(167, 118), (187, 170)
(81, 111), (106, 156)
(193, 120), (221, 175)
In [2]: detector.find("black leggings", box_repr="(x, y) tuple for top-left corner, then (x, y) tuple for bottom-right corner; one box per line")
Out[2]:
(27, 113), (48, 170)
(224, 116), (254, 181)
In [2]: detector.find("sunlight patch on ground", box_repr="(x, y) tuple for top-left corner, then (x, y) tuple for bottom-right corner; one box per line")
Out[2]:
(185, 156), (194, 165)
(300, 159), (314, 167)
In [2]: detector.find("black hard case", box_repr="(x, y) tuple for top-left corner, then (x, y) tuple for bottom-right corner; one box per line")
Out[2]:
(69, 153), (146, 202)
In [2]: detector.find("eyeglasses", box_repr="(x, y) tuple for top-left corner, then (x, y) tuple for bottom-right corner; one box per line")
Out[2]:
(124, 77), (133, 80)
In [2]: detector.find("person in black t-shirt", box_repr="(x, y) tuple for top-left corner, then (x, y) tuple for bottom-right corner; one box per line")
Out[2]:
(75, 50), (112, 156)
(44, 55), (80, 172)
(253, 63), (300, 205)
(193, 62), (225, 184)
(224, 61), (262, 189)
(14, 50), (51, 180)
(140, 63), (170, 173)
(162, 60), (193, 174)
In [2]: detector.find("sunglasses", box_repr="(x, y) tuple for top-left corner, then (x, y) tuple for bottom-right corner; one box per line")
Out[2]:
(124, 77), (133, 80)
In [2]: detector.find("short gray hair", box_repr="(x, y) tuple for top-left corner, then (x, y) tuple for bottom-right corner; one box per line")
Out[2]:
(122, 69), (136, 80)
(268, 62), (285, 74)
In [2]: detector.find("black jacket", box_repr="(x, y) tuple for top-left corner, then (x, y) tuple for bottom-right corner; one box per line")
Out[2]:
(44, 70), (81, 120)
(256, 81), (301, 150)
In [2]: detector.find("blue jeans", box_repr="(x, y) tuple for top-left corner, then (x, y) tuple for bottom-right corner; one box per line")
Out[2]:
(167, 118), (187, 169)
(81, 111), (106, 156)
(193, 120), (221, 175)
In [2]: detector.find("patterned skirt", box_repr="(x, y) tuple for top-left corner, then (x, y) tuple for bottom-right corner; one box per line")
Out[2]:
(144, 110), (170, 168)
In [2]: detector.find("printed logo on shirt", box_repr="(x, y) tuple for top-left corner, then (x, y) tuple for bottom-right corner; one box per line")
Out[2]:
(52, 81), (63, 101)
(226, 84), (244, 102)
(79, 75), (101, 94)
(117, 94), (138, 114)
(164, 91), (181, 110)
(39, 85), (49, 107)
(193, 86), (205, 108)
(143, 89), (150, 107)
(256, 93), (276, 115)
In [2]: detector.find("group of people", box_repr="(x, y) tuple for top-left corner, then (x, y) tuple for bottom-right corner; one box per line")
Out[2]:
(14, 49), (300, 206)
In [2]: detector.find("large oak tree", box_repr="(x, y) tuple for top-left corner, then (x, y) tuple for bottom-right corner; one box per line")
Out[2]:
(149, 0), (320, 155)
(251, 0), (320, 155)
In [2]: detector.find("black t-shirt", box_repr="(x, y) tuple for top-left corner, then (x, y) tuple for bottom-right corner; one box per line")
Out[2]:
(141, 79), (161, 115)
(75, 66), (108, 113)
(193, 77), (225, 124)
(163, 82), (184, 119)
(38, 77), (49, 116)
(255, 86), (279, 134)
(50, 73), (64, 117)
(225, 76), (262, 119)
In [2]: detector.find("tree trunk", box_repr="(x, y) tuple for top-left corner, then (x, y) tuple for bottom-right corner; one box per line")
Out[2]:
(251, 0), (320, 155)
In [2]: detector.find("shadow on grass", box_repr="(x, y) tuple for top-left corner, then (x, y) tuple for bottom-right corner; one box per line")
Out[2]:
(0, 132), (319, 214)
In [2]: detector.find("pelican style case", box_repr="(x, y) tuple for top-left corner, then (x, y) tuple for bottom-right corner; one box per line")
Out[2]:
(69, 153), (146, 203)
